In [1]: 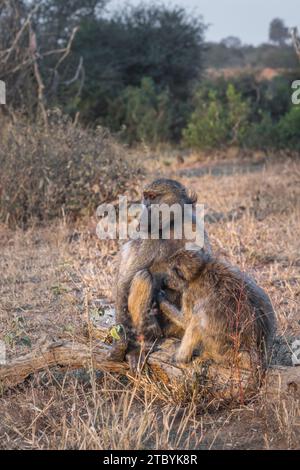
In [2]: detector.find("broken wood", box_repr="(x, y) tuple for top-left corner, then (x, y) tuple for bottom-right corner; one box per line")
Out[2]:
(0, 336), (258, 403)
(0, 339), (128, 388)
(264, 366), (300, 401)
(0, 304), (299, 403)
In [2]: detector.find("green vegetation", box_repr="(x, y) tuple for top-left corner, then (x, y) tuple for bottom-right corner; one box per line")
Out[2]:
(277, 106), (300, 150)
(183, 74), (300, 151)
(72, 4), (206, 141)
(107, 77), (172, 145)
(183, 84), (250, 149)
(1, 1), (299, 150)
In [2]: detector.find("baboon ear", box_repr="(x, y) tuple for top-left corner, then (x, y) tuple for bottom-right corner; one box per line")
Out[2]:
(170, 249), (198, 266)
(169, 249), (186, 263)
(143, 191), (156, 201)
(182, 249), (200, 263)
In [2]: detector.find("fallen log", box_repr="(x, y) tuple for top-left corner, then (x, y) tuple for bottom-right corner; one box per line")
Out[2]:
(0, 339), (128, 389)
(0, 303), (299, 403)
(0, 336), (258, 402)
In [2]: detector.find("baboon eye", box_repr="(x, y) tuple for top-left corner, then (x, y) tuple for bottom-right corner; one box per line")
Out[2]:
(144, 192), (156, 201)
(174, 267), (185, 280)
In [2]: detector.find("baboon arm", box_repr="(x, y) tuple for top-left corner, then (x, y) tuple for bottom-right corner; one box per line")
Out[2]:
(115, 241), (154, 325)
(159, 299), (185, 331)
(115, 242), (138, 322)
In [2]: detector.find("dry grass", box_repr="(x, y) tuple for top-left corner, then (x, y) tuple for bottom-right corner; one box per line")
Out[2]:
(0, 154), (300, 449)
(0, 112), (141, 228)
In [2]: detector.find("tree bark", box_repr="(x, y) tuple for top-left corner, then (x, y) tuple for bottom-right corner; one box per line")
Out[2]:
(1, 305), (299, 403)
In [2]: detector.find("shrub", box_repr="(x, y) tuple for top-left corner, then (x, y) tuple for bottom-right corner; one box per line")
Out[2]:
(182, 89), (227, 149)
(277, 106), (300, 150)
(244, 107), (300, 151)
(226, 83), (251, 144)
(0, 111), (141, 228)
(183, 84), (250, 149)
(107, 77), (172, 145)
(243, 112), (278, 149)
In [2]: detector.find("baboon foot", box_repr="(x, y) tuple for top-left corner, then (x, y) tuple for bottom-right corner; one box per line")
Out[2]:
(126, 346), (148, 374)
(107, 340), (128, 362)
(174, 349), (192, 365)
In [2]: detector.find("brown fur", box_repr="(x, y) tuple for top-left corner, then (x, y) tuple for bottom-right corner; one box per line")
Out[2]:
(115, 179), (211, 368)
(159, 250), (276, 369)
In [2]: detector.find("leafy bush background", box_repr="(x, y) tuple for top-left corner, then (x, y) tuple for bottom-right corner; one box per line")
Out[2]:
(183, 84), (250, 149)
(107, 77), (172, 145)
(183, 74), (300, 151)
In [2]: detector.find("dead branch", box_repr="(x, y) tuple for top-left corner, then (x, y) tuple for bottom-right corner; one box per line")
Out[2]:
(54, 26), (79, 72)
(29, 26), (48, 127)
(3, 1), (41, 64)
(62, 56), (84, 86)
(1, 306), (299, 403)
(0, 339), (128, 388)
(291, 27), (300, 61)
(0, 2), (82, 119)
(0, 336), (257, 401)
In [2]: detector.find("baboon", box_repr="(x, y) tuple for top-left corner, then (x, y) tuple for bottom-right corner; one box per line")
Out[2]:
(158, 249), (276, 369)
(115, 178), (211, 368)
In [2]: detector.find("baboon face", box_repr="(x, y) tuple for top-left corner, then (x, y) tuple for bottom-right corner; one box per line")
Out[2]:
(142, 179), (197, 208)
(165, 265), (188, 292)
(166, 249), (204, 290)
(142, 179), (197, 233)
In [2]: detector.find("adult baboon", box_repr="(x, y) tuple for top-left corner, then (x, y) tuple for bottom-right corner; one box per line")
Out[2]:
(115, 179), (211, 368)
(159, 249), (276, 369)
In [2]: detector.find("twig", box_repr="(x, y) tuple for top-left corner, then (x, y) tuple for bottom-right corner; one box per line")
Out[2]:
(29, 26), (48, 127)
(54, 26), (79, 72)
(291, 27), (300, 61)
(3, 1), (41, 64)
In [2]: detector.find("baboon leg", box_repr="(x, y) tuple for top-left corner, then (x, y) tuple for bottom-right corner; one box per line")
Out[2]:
(175, 317), (203, 364)
(126, 269), (162, 372)
(162, 323), (184, 338)
(128, 270), (152, 333)
(128, 269), (162, 342)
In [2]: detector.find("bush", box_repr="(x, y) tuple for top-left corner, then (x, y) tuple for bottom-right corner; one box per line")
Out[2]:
(107, 77), (172, 145)
(244, 107), (300, 151)
(0, 111), (141, 228)
(243, 112), (278, 149)
(226, 83), (251, 144)
(277, 106), (300, 151)
(182, 89), (227, 149)
(183, 84), (250, 149)
(75, 4), (206, 138)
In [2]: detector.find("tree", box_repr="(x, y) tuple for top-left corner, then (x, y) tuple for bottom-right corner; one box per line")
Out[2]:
(291, 27), (300, 61)
(183, 84), (250, 149)
(107, 77), (172, 145)
(221, 36), (242, 49)
(0, 0), (108, 120)
(269, 18), (289, 46)
(73, 4), (206, 139)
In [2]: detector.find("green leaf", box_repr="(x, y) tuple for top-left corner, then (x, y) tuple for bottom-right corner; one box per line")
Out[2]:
(110, 325), (121, 341)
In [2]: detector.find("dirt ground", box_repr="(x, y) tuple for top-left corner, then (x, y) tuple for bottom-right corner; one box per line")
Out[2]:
(0, 154), (300, 449)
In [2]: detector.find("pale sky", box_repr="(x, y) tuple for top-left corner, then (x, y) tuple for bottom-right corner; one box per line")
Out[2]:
(108, 0), (299, 45)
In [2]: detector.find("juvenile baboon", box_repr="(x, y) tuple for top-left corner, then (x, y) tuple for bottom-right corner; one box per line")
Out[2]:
(158, 249), (276, 369)
(115, 179), (211, 368)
